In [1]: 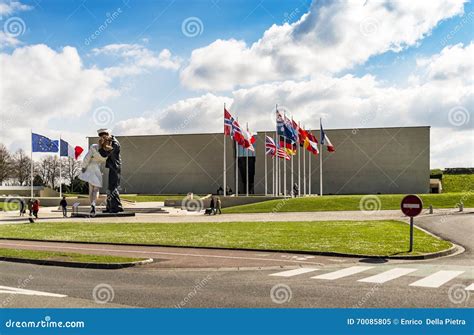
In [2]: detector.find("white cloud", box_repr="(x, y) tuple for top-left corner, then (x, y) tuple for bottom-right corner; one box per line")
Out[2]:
(118, 43), (474, 168)
(0, 1), (32, 16)
(92, 43), (182, 77)
(0, 31), (21, 48)
(181, 0), (466, 90)
(0, 44), (116, 149)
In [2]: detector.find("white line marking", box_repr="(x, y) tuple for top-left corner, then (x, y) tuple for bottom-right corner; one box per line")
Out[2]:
(403, 204), (420, 209)
(0, 242), (320, 265)
(464, 283), (474, 291)
(269, 268), (319, 277)
(0, 285), (67, 297)
(358, 268), (417, 283)
(312, 266), (373, 280)
(409, 270), (464, 288)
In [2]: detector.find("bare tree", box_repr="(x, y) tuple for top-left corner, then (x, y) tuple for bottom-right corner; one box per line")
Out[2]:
(64, 157), (81, 192)
(35, 156), (60, 189)
(12, 149), (31, 185)
(0, 144), (12, 184)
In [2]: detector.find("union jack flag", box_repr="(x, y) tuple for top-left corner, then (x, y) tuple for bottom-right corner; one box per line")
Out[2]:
(265, 136), (276, 156)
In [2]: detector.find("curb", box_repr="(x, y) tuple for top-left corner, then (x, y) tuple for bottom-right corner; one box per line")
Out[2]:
(0, 237), (458, 260)
(0, 255), (153, 269)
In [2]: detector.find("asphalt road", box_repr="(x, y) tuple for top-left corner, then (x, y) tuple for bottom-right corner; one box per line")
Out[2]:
(0, 213), (472, 308)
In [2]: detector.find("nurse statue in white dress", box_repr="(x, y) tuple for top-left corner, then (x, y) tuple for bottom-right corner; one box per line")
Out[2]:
(78, 129), (111, 214)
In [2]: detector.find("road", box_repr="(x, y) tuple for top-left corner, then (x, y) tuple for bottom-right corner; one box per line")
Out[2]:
(0, 213), (472, 308)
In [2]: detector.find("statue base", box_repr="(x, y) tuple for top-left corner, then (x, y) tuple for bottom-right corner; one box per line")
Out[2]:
(71, 211), (136, 218)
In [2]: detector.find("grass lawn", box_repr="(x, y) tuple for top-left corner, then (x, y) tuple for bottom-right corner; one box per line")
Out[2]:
(0, 220), (451, 256)
(223, 193), (472, 213)
(121, 194), (204, 202)
(0, 248), (146, 264)
(0, 202), (19, 211)
(442, 174), (474, 193)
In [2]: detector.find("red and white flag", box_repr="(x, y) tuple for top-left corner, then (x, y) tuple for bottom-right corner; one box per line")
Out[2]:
(320, 122), (335, 152)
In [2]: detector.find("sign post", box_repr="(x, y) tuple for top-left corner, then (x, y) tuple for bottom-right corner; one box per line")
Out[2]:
(401, 194), (423, 252)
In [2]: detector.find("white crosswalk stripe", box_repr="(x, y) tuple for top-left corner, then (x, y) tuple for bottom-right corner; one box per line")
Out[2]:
(312, 266), (373, 280)
(358, 268), (418, 283)
(464, 283), (474, 291)
(269, 268), (319, 277)
(409, 270), (464, 288)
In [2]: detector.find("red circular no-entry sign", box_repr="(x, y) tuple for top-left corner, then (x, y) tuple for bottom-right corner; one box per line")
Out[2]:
(401, 195), (423, 217)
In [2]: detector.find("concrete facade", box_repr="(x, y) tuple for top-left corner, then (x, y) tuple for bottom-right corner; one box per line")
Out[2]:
(89, 126), (430, 195)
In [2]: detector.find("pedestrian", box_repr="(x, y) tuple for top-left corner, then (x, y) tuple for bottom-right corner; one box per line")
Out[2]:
(209, 197), (216, 215)
(27, 198), (34, 216)
(32, 199), (40, 219)
(293, 183), (299, 197)
(19, 198), (26, 216)
(216, 196), (222, 214)
(59, 196), (68, 217)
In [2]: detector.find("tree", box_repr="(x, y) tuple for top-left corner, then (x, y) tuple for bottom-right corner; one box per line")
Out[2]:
(64, 157), (82, 192)
(0, 144), (12, 184)
(12, 149), (31, 185)
(35, 156), (60, 189)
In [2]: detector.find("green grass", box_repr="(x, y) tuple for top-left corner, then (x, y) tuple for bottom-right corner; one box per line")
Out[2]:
(223, 193), (472, 213)
(442, 174), (474, 193)
(0, 220), (451, 256)
(0, 248), (146, 264)
(121, 194), (204, 202)
(0, 202), (19, 211)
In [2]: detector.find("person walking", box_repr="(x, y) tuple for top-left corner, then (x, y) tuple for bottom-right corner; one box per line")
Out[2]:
(293, 183), (299, 197)
(32, 199), (40, 219)
(59, 196), (68, 217)
(216, 196), (222, 214)
(209, 197), (216, 215)
(27, 198), (34, 216)
(19, 198), (26, 216)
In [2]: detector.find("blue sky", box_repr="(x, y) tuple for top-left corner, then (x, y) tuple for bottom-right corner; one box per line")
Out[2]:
(1, 0), (473, 168)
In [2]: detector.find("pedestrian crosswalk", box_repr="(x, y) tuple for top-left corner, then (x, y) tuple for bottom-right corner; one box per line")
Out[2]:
(268, 266), (473, 290)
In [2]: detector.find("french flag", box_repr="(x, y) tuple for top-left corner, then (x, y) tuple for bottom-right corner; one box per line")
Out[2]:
(320, 122), (335, 152)
(60, 139), (84, 159)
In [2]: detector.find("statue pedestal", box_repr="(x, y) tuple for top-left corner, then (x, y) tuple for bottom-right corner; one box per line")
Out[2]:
(71, 212), (136, 218)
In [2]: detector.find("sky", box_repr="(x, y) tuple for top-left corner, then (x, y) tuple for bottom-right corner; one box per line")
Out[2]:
(0, 0), (473, 168)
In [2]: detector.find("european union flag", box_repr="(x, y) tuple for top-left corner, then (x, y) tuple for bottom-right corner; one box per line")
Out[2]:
(32, 133), (59, 153)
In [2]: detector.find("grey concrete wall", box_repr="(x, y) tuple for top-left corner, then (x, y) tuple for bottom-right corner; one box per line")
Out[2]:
(90, 126), (430, 195)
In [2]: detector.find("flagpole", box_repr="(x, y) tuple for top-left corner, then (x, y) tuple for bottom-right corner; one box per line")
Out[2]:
(272, 153), (275, 196)
(30, 129), (33, 199)
(320, 118), (323, 196)
(303, 125), (306, 196)
(264, 131), (267, 195)
(308, 131), (311, 195)
(223, 103), (226, 197)
(290, 118), (294, 197)
(246, 123), (249, 197)
(298, 122), (301, 197)
(235, 118), (239, 197)
(59, 134), (62, 198)
(275, 104), (278, 196)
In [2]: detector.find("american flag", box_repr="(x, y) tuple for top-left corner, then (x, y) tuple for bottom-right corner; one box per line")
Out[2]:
(276, 147), (290, 160)
(265, 136), (276, 156)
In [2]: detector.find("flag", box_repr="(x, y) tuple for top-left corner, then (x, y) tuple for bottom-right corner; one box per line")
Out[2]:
(276, 110), (297, 143)
(242, 126), (256, 152)
(74, 146), (84, 159)
(32, 133), (59, 153)
(320, 122), (335, 152)
(60, 139), (84, 159)
(304, 132), (319, 155)
(279, 136), (296, 155)
(224, 108), (233, 136)
(265, 136), (276, 156)
(293, 120), (309, 146)
(276, 147), (290, 160)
